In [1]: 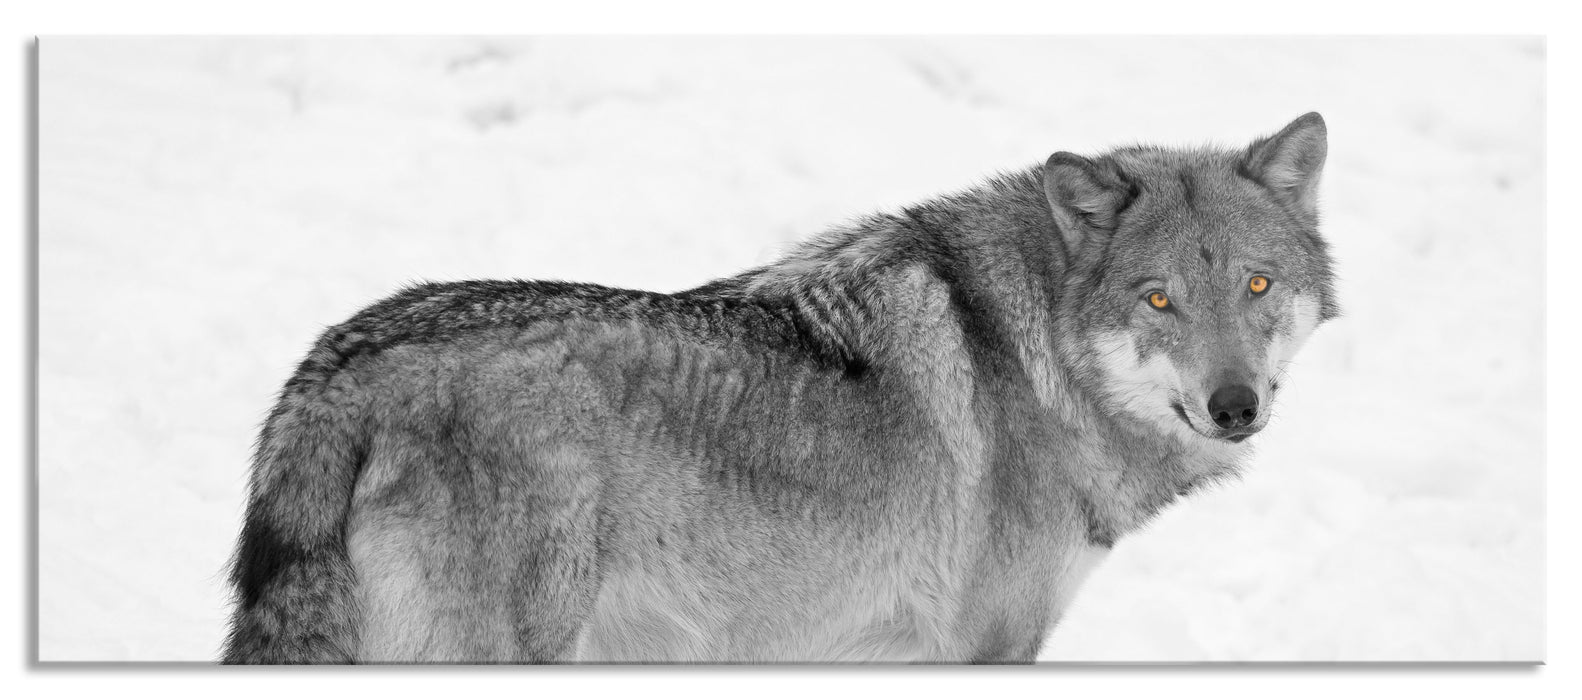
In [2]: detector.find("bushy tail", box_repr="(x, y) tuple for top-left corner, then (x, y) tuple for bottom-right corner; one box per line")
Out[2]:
(222, 343), (370, 664)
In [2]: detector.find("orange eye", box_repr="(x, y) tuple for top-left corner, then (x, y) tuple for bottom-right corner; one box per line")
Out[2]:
(1148, 291), (1170, 309)
(1249, 276), (1270, 294)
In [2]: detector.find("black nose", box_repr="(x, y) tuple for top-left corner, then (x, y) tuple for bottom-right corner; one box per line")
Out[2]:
(1208, 385), (1259, 429)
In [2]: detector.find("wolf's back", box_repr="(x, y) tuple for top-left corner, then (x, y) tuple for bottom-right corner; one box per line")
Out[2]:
(222, 329), (372, 664)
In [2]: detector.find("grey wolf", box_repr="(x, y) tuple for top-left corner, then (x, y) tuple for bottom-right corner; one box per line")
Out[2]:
(222, 113), (1337, 664)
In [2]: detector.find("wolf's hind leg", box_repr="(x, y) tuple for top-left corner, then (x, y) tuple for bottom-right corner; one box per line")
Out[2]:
(348, 433), (606, 663)
(500, 531), (606, 662)
(347, 495), (603, 662)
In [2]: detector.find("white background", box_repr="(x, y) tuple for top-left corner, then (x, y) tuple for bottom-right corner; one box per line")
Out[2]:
(35, 35), (1544, 664)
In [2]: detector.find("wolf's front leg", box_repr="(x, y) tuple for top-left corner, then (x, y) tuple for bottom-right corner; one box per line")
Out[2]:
(966, 619), (1047, 664)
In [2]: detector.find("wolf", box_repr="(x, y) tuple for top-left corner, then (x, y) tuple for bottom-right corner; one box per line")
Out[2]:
(222, 113), (1337, 664)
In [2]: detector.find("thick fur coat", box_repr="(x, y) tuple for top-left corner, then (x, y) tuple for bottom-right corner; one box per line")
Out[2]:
(223, 114), (1337, 664)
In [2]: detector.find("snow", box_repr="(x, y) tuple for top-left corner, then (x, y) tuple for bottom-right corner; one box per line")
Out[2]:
(37, 36), (1544, 662)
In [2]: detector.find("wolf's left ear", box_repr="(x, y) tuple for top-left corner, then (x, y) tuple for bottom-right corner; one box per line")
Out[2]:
(1043, 152), (1134, 257)
(1241, 112), (1328, 221)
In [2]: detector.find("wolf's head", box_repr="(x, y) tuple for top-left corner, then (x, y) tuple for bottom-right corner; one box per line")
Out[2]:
(1045, 113), (1338, 445)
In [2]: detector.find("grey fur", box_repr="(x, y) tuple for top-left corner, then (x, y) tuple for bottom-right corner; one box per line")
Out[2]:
(222, 114), (1336, 664)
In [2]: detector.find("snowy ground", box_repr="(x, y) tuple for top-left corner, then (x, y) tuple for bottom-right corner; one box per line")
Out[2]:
(37, 36), (1544, 662)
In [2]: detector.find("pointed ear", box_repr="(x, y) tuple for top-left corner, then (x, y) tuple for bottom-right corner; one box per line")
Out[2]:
(1042, 152), (1133, 256)
(1242, 112), (1327, 220)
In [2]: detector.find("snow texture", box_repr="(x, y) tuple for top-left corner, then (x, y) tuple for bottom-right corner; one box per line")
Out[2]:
(38, 36), (1544, 662)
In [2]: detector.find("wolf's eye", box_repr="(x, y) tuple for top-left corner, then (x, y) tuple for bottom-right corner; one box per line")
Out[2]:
(1249, 276), (1271, 295)
(1147, 291), (1170, 309)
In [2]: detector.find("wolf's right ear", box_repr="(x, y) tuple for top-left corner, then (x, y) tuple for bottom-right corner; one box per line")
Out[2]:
(1043, 152), (1133, 256)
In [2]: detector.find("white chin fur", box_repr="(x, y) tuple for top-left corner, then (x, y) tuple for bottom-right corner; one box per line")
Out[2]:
(1090, 331), (1197, 440)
